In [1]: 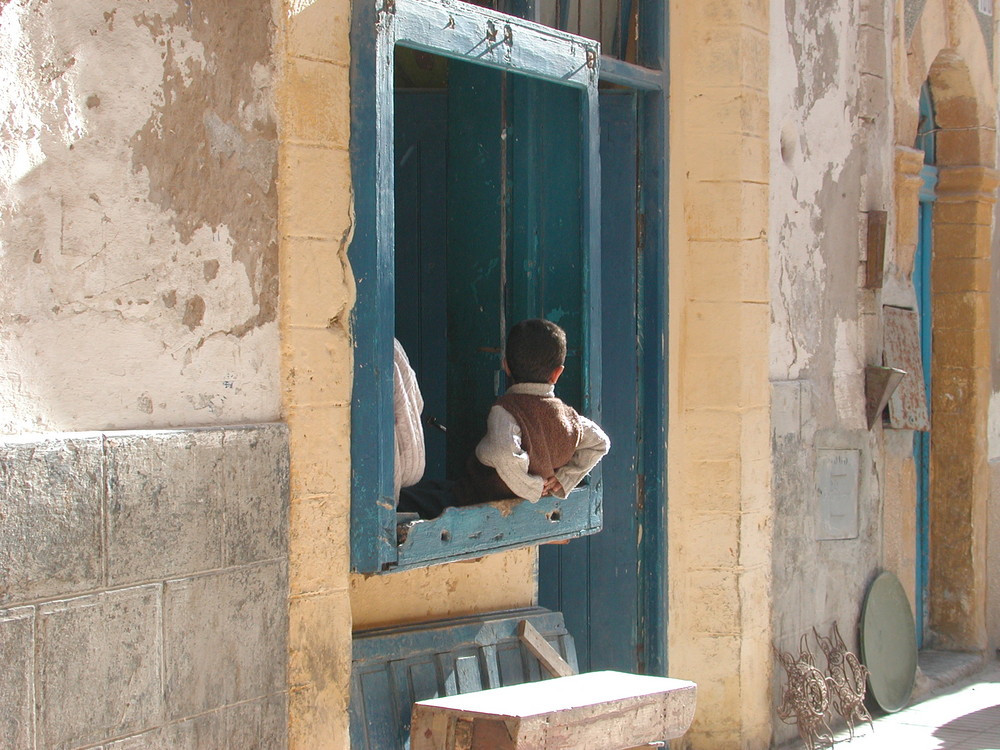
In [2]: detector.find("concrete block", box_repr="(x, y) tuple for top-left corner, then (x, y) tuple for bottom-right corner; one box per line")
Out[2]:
(288, 684), (351, 750)
(286, 405), (352, 496)
(681, 26), (768, 91)
(281, 236), (356, 329)
(285, 0), (351, 64)
(771, 380), (802, 438)
(676, 458), (741, 512)
(680, 568), (741, 634)
(936, 128), (994, 166)
(933, 291), (989, 331)
(279, 144), (353, 238)
(683, 301), (753, 357)
(105, 430), (225, 585)
(686, 131), (769, 184)
(672, 512), (740, 569)
(934, 258), (992, 294)
(281, 57), (350, 147)
(683, 355), (744, 409)
(222, 425), (290, 566)
(669, 634), (741, 722)
(685, 180), (769, 241)
(679, 410), (743, 463)
(289, 591), (352, 688)
(0, 607), (34, 750)
(283, 326), (354, 408)
(687, 238), (769, 303)
(164, 562), (288, 719)
(289, 495), (350, 596)
(686, 0), (767, 34)
(933, 326), (990, 369)
(0, 436), (103, 605)
(37, 587), (163, 749)
(935, 200), (995, 226)
(858, 71), (888, 123)
(224, 694), (289, 750)
(933, 222), (991, 259)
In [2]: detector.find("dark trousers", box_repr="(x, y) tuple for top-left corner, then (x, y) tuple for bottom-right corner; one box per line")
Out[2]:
(398, 478), (462, 519)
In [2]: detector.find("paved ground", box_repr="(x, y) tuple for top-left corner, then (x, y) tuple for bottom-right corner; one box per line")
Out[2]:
(824, 652), (1000, 749)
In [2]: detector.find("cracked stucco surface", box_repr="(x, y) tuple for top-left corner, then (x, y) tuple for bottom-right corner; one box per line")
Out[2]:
(0, 0), (279, 432)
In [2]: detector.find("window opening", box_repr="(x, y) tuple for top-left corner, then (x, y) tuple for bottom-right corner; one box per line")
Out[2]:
(351, 0), (602, 573)
(394, 48), (587, 479)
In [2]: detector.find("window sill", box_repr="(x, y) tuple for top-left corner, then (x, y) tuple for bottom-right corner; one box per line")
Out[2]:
(389, 485), (602, 572)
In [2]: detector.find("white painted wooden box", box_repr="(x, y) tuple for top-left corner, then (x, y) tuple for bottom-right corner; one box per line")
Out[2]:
(410, 670), (697, 750)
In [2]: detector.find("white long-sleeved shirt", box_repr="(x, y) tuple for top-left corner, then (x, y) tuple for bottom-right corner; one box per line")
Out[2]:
(393, 338), (425, 500)
(473, 382), (610, 502)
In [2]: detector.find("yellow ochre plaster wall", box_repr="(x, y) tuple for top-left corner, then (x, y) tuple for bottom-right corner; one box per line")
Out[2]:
(350, 550), (537, 630)
(276, 2), (536, 746)
(668, 0), (773, 746)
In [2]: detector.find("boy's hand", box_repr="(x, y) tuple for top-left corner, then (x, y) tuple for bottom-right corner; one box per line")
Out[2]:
(542, 476), (564, 496)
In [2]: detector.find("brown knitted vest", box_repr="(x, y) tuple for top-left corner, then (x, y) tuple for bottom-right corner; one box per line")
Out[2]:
(458, 392), (582, 504)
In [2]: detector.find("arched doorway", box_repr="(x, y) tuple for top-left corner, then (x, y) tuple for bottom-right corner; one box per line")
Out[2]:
(898, 29), (999, 649)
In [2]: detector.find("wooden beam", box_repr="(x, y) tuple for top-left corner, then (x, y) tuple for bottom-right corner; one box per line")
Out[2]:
(517, 620), (576, 678)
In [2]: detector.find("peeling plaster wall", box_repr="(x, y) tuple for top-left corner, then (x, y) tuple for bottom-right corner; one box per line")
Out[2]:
(769, 0), (893, 740)
(0, 0), (280, 433)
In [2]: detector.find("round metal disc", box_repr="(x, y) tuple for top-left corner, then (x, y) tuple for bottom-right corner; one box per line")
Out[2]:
(859, 571), (918, 713)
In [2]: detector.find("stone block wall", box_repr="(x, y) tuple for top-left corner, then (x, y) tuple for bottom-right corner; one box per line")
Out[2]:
(0, 424), (289, 749)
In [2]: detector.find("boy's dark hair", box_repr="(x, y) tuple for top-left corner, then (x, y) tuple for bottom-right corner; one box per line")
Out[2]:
(505, 319), (567, 384)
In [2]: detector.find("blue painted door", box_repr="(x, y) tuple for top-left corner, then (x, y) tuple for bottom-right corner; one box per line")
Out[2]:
(539, 90), (652, 673)
(914, 195), (932, 647)
(914, 84), (936, 648)
(395, 89), (449, 478)
(394, 55), (588, 481)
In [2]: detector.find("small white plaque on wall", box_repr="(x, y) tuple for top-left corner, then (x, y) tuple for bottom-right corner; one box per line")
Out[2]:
(817, 449), (860, 540)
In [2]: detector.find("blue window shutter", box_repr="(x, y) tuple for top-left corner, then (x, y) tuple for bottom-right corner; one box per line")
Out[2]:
(351, 0), (602, 573)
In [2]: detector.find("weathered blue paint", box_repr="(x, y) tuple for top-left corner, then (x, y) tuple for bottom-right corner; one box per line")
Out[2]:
(510, 76), (587, 407)
(599, 57), (663, 90)
(537, 0), (669, 674)
(351, 0), (603, 573)
(389, 0), (599, 87)
(540, 90), (641, 673)
(394, 89), (449, 478)
(351, 0), (398, 573)
(350, 607), (578, 750)
(396, 487), (599, 570)
(637, 56), (670, 681)
(444, 59), (506, 476)
(913, 83), (936, 648)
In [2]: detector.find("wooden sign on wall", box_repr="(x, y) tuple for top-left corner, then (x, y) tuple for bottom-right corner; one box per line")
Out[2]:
(883, 306), (930, 431)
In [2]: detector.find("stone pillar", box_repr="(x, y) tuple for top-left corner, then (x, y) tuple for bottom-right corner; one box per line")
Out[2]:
(895, 146), (926, 277)
(668, 0), (772, 746)
(881, 146), (926, 611)
(928, 164), (998, 650)
(276, 1), (358, 747)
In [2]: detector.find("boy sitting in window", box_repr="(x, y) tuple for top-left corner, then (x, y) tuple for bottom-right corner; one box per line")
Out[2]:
(460, 318), (609, 504)
(399, 319), (609, 517)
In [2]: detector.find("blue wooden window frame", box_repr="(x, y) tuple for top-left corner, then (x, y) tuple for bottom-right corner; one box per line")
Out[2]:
(350, 0), (603, 573)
